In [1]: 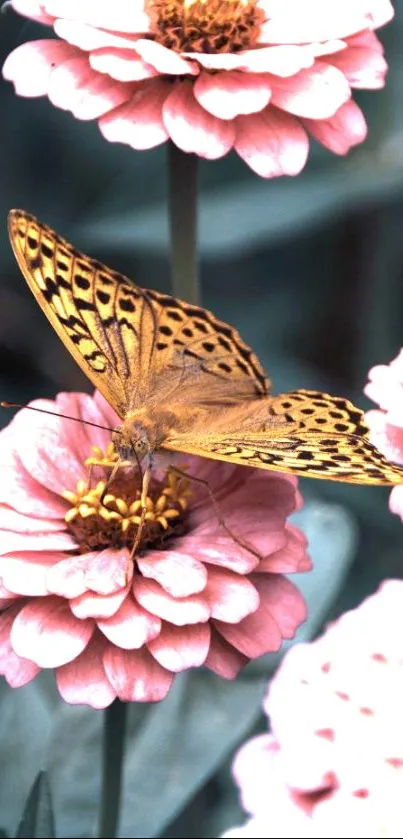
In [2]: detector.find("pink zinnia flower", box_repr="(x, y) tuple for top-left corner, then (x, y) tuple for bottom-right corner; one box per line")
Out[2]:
(2, 0), (394, 178)
(0, 390), (309, 709)
(364, 348), (403, 522)
(223, 580), (403, 839)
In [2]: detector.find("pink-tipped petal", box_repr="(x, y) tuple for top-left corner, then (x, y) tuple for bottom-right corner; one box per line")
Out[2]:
(0, 553), (57, 596)
(10, 0), (54, 24)
(260, 1), (384, 43)
(258, 525), (310, 573)
(53, 19), (141, 52)
(3, 40), (79, 97)
(56, 633), (117, 708)
(43, 0), (151, 32)
(97, 596), (161, 649)
(89, 48), (158, 82)
(99, 78), (170, 149)
(137, 550), (207, 597)
(49, 56), (133, 119)
(0, 530), (76, 556)
(47, 550), (129, 599)
(134, 576), (210, 626)
(194, 71), (272, 120)
(148, 622), (210, 671)
(326, 40), (388, 89)
(11, 596), (94, 667)
(204, 628), (248, 679)
(163, 81), (235, 160)
(0, 603), (40, 687)
(103, 645), (173, 702)
(270, 64), (351, 119)
(206, 567), (260, 623)
(134, 38), (198, 76)
(235, 107), (309, 178)
(302, 98), (367, 154)
(238, 45), (315, 76)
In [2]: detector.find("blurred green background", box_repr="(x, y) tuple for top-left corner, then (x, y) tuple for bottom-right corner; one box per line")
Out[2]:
(0, 7), (403, 839)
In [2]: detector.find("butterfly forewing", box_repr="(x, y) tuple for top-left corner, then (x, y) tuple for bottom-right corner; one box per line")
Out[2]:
(8, 210), (270, 418)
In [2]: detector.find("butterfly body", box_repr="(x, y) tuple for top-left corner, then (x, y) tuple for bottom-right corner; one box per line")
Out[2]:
(8, 208), (403, 488)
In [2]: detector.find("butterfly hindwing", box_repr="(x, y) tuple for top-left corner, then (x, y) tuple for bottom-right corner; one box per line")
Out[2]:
(163, 389), (403, 485)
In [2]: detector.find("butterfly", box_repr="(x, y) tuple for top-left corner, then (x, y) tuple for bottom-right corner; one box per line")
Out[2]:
(8, 208), (403, 498)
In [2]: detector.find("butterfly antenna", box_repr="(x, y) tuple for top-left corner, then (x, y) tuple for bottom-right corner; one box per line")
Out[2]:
(1, 401), (119, 434)
(169, 465), (263, 561)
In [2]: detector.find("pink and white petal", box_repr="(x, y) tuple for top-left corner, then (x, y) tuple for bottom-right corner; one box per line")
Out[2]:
(0, 454), (65, 519)
(215, 575), (306, 658)
(163, 81), (236, 160)
(302, 99), (367, 155)
(311, 40), (348, 57)
(0, 553), (58, 596)
(0, 506), (65, 534)
(0, 602), (41, 686)
(137, 550), (207, 597)
(0, 530), (76, 557)
(99, 78), (170, 149)
(56, 633), (116, 709)
(48, 547), (131, 599)
(325, 44), (388, 89)
(194, 71), (272, 120)
(235, 107), (309, 178)
(69, 587), (129, 620)
(257, 525), (310, 573)
(147, 622), (210, 672)
(237, 45), (315, 76)
(10, 0), (54, 25)
(183, 53), (247, 72)
(204, 627), (248, 679)
(43, 0), (151, 32)
(182, 532), (261, 575)
(89, 48), (158, 82)
(260, 1), (380, 43)
(134, 39), (198, 76)
(11, 596), (94, 667)
(205, 567), (260, 623)
(133, 577), (210, 626)
(3, 40), (79, 98)
(49, 57), (134, 120)
(54, 19), (141, 52)
(270, 64), (351, 119)
(103, 645), (174, 702)
(97, 595), (161, 649)
(346, 31), (385, 54)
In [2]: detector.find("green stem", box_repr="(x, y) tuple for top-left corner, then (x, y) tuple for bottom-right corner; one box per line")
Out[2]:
(168, 141), (200, 305)
(98, 699), (127, 839)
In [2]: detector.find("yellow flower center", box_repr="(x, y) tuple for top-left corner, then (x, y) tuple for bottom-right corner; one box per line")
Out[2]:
(146, 0), (265, 54)
(61, 443), (191, 555)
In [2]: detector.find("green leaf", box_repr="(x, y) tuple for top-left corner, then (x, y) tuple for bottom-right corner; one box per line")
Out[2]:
(14, 771), (55, 839)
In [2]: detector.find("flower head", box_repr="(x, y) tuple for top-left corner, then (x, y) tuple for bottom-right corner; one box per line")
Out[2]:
(0, 390), (309, 708)
(364, 349), (403, 522)
(224, 580), (403, 839)
(3, 0), (394, 177)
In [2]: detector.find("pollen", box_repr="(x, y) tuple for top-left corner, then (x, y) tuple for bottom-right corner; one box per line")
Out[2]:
(61, 444), (192, 554)
(146, 0), (265, 54)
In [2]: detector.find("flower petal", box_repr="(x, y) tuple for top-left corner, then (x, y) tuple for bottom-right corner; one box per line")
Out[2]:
(56, 632), (117, 708)
(97, 595), (161, 649)
(148, 622), (210, 671)
(12, 0), (54, 24)
(103, 645), (173, 702)
(43, 0), (151, 32)
(0, 553), (57, 596)
(235, 107), (309, 178)
(133, 576), (210, 625)
(236, 45), (316, 77)
(194, 71), (272, 120)
(137, 550), (207, 597)
(257, 525), (310, 573)
(3, 40), (79, 97)
(0, 531), (76, 556)
(54, 19), (141, 51)
(89, 48), (158, 82)
(260, 0), (388, 43)
(206, 567), (260, 623)
(163, 81), (236, 160)
(204, 627), (248, 679)
(99, 78), (170, 149)
(302, 99), (367, 154)
(326, 37), (388, 89)
(134, 38), (198, 76)
(48, 55), (134, 119)
(0, 603), (40, 687)
(270, 64), (350, 119)
(11, 596), (94, 667)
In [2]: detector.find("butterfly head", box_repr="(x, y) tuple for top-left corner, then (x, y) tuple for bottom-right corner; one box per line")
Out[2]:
(112, 421), (153, 463)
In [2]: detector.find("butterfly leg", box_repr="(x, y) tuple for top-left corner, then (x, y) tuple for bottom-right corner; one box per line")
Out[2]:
(130, 463), (151, 559)
(169, 466), (262, 561)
